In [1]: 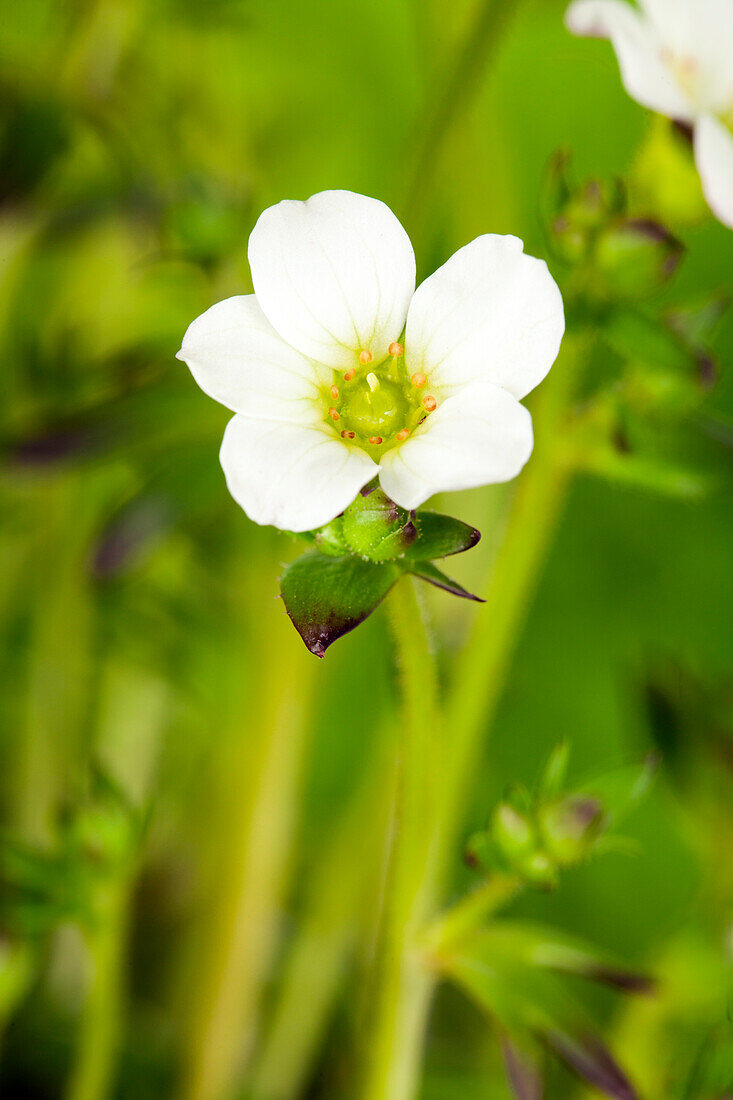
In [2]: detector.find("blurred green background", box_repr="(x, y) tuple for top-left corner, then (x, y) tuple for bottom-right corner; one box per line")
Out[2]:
(1, 0), (732, 1097)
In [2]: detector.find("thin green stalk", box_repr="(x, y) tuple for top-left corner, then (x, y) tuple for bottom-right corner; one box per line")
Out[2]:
(361, 577), (439, 1100)
(66, 879), (129, 1100)
(423, 874), (521, 955)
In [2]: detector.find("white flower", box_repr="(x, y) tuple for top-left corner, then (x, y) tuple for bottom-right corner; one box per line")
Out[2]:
(565, 0), (733, 229)
(177, 190), (564, 532)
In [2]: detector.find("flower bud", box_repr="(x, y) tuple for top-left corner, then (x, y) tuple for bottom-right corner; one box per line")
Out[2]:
(594, 219), (684, 298)
(491, 802), (537, 863)
(541, 151), (625, 267)
(341, 487), (417, 561)
(538, 795), (605, 868)
(518, 850), (558, 889)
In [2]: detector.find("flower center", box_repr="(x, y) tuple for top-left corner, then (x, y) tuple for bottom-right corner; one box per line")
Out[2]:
(322, 343), (438, 458)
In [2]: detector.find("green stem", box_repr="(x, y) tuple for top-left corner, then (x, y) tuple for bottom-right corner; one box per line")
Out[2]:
(65, 880), (129, 1100)
(361, 577), (439, 1100)
(423, 874), (521, 955)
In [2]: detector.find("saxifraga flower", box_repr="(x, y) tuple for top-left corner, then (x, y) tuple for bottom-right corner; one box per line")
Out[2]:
(178, 190), (565, 531)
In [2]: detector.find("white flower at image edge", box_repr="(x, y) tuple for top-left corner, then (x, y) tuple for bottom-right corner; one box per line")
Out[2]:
(565, 0), (733, 229)
(177, 190), (564, 532)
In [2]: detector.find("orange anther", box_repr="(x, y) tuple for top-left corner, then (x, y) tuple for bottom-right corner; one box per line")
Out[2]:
(411, 372), (427, 388)
(396, 428), (410, 441)
(368, 435), (383, 445)
(344, 368), (356, 382)
(422, 395), (437, 412)
(329, 407), (340, 421)
(359, 349), (373, 365)
(330, 384), (339, 399)
(389, 342), (403, 357)
(340, 429), (356, 440)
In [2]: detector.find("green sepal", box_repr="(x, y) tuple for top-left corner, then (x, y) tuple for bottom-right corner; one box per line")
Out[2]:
(408, 560), (483, 602)
(280, 551), (400, 658)
(402, 511), (481, 562)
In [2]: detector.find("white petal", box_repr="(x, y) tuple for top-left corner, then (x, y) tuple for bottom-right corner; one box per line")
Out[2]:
(405, 235), (564, 402)
(248, 190), (416, 370)
(378, 383), (533, 510)
(220, 415), (378, 531)
(694, 114), (733, 230)
(177, 295), (323, 421)
(565, 0), (695, 120)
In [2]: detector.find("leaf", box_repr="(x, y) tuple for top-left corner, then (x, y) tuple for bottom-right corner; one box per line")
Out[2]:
(584, 446), (712, 499)
(576, 754), (659, 828)
(407, 561), (483, 602)
(537, 741), (570, 800)
(402, 511), (480, 561)
(603, 307), (693, 373)
(666, 292), (730, 347)
(439, 924), (641, 1100)
(521, 923), (654, 994)
(545, 1030), (639, 1099)
(280, 551), (400, 657)
(502, 1037), (544, 1100)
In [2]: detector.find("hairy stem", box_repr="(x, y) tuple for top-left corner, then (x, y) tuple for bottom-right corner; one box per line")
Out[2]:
(360, 577), (439, 1100)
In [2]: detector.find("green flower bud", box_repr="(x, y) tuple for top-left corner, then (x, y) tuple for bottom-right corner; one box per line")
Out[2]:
(491, 802), (537, 863)
(518, 850), (558, 888)
(341, 486), (417, 562)
(594, 218), (684, 299)
(538, 795), (605, 868)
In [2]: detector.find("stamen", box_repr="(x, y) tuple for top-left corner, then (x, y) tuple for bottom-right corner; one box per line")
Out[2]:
(329, 407), (340, 421)
(396, 428), (410, 441)
(366, 372), (379, 392)
(422, 395), (437, 412)
(389, 342), (403, 357)
(359, 349), (373, 365)
(341, 429), (355, 439)
(344, 368), (356, 382)
(368, 436), (383, 445)
(330, 384), (339, 399)
(411, 372), (427, 388)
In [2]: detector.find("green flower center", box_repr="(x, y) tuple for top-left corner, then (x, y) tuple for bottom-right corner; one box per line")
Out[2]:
(322, 344), (438, 460)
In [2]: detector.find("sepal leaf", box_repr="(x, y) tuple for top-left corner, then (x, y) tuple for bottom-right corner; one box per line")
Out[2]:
(280, 551), (400, 657)
(407, 561), (483, 602)
(402, 511), (481, 561)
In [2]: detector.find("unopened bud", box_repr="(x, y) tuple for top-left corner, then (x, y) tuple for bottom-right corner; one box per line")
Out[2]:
(539, 795), (605, 867)
(341, 487), (416, 562)
(594, 218), (684, 298)
(492, 802), (537, 862)
(519, 850), (557, 888)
